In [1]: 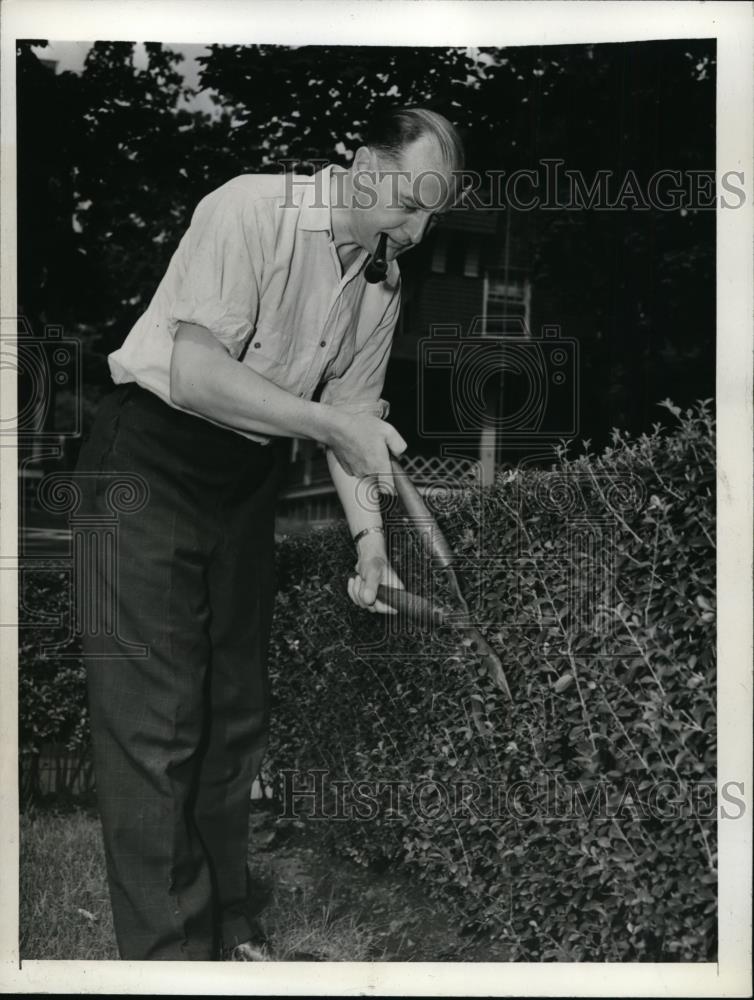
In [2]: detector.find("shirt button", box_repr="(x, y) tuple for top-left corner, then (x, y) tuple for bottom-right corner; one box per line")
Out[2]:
(254, 342), (261, 349)
(320, 340), (326, 348)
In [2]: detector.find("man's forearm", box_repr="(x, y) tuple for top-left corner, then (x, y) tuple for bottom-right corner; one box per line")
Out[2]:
(327, 448), (384, 539)
(329, 447), (406, 612)
(170, 322), (342, 443)
(171, 322), (406, 486)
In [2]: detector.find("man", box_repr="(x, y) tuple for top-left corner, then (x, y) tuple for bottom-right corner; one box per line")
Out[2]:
(77, 107), (464, 960)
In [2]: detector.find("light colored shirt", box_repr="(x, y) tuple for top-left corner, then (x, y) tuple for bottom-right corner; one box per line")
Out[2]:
(108, 165), (400, 443)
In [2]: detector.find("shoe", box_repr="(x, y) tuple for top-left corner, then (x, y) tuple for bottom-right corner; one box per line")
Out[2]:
(222, 920), (273, 962)
(225, 938), (273, 961)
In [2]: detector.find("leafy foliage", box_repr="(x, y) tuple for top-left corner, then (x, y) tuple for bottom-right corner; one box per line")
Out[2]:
(18, 402), (716, 956)
(265, 401), (716, 960)
(18, 568), (90, 804)
(17, 40), (715, 452)
(196, 41), (716, 436)
(196, 45), (473, 167)
(17, 42), (211, 352)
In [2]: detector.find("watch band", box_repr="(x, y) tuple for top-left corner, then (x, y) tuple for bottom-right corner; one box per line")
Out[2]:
(353, 526), (385, 546)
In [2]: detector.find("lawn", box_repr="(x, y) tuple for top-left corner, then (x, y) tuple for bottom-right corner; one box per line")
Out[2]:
(19, 809), (377, 962)
(20, 810), (118, 960)
(19, 807), (502, 962)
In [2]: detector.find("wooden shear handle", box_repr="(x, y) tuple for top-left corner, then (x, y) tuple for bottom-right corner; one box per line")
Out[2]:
(390, 457), (455, 571)
(375, 584), (448, 628)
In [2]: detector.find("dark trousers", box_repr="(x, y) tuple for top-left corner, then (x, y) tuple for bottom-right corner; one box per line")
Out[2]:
(76, 384), (278, 960)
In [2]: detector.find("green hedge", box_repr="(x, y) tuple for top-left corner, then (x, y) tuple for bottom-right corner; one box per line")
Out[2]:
(266, 400), (716, 961)
(19, 401), (716, 959)
(18, 568), (91, 802)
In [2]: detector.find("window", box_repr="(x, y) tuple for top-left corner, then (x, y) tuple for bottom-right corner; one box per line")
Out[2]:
(431, 233), (448, 273)
(464, 241), (481, 277)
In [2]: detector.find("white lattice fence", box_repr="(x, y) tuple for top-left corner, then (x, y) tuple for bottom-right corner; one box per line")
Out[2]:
(402, 454), (480, 487)
(279, 453), (479, 527)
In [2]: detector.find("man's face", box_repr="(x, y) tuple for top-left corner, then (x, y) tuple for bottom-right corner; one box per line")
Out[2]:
(350, 135), (459, 261)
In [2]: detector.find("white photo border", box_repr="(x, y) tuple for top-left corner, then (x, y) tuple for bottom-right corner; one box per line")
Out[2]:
(1, 1), (751, 995)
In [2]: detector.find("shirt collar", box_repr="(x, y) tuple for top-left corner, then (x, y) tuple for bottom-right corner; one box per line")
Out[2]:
(297, 163), (335, 233)
(297, 164), (382, 280)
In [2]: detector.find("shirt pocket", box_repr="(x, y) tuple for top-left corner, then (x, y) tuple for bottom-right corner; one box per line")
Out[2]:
(244, 323), (291, 375)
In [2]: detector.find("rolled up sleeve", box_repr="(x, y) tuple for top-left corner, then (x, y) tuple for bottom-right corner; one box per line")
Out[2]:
(167, 187), (264, 360)
(319, 286), (400, 420)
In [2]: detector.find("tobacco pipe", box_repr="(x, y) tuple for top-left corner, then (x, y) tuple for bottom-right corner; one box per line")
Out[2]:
(364, 231), (388, 283)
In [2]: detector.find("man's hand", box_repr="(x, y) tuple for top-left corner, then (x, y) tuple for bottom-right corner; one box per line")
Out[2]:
(348, 534), (405, 614)
(326, 411), (407, 496)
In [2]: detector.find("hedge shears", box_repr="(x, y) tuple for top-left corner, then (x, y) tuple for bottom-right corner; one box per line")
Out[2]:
(351, 456), (513, 702)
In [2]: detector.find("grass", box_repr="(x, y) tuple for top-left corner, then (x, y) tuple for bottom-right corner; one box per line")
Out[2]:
(272, 900), (382, 962)
(19, 809), (380, 961)
(20, 809), (118, 960)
